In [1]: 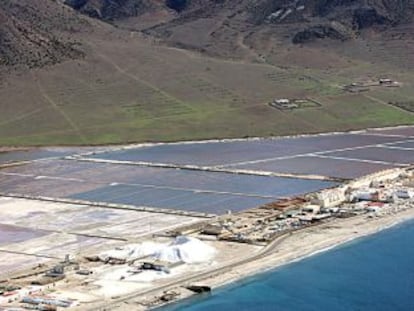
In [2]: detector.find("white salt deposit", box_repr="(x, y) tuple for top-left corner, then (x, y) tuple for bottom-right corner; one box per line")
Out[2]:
(98, 241), (164, 262)
(154, 236), (216, 264)
(93, 237), (216, 298)
(98, 236), (215, 264)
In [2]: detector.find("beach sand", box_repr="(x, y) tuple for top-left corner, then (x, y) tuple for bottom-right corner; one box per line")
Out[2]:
(200, 207), (414, 290)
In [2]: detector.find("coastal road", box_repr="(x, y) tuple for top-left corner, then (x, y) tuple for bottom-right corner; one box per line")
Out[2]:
(85, 233), (291, 311)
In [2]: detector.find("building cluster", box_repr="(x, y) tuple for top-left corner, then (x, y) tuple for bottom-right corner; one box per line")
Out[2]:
(269, 98), (321, 110)
(343, 78), (400, 92)
(198, 169), (414, 244)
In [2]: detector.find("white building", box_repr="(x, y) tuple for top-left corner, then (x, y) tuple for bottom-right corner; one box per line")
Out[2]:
(312, 187), (346, 208)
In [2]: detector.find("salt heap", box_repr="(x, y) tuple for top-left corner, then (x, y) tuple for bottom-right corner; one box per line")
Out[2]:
(98, 242), (163, 262)
(97, 236), (216, 264)
(154, 236), (216, 264)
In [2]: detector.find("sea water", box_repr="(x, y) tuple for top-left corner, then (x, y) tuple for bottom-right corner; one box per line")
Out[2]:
(160, 220), (414, 311)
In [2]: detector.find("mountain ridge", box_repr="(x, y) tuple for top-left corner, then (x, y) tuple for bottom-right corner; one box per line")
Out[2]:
(1, 0), (413, 71)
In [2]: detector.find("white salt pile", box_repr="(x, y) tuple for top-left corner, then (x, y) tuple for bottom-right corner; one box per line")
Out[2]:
(154, 236), (216, 264)
(98, 236), (215, 264)
(98, 241), (163, 262)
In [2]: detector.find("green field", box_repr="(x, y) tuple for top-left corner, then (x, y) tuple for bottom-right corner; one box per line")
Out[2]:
(1, 33), (414, 146)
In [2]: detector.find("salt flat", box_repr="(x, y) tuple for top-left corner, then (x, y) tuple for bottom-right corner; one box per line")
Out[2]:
(0, 197), (200, 279)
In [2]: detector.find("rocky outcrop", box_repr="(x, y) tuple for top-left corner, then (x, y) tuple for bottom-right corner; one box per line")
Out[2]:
(353, 6), (388, 28)
(166, 0), (189, 12)
(292, 23), (352, 44)
(0, 0), (85, 69)
(289, 0), (414, 43)
(306, 0), (413, 23)
(64, 0), (169, 21)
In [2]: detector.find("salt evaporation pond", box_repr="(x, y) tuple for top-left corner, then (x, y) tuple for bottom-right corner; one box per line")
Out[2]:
(160, 220), (414, 311)
(0, 159), (338, 215)
(4, 127), (414, 214)
(86, 133), (405, 167)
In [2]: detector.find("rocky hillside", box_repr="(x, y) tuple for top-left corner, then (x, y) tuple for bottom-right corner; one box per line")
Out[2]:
(259, 0), (414, 43)
(63, 0), (223, 18)
(65, 0), (414, 43)
(0, 0), (86, 70)
(1, 0), (413, 70)
(63, 0), (169, 21)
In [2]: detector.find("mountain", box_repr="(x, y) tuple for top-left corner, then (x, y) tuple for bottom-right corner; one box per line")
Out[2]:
(66, 0), (414, 41)
(1, 0), (413, 70)
(0, 0), (413, 147)
(58, 0), (414, 63)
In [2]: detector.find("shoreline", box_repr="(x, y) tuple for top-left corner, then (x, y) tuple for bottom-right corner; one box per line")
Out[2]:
(150, 207), (414, 311)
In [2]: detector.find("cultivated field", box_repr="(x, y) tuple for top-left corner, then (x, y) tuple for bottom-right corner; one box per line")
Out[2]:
(0, 23), (414, 146)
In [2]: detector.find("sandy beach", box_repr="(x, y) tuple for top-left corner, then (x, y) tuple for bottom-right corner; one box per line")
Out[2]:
(106, 206), (414, 311)
(202, 207), (414, 289)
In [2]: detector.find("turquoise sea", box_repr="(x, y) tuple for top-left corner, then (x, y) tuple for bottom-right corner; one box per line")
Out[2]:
(160, 220), (414, 311)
